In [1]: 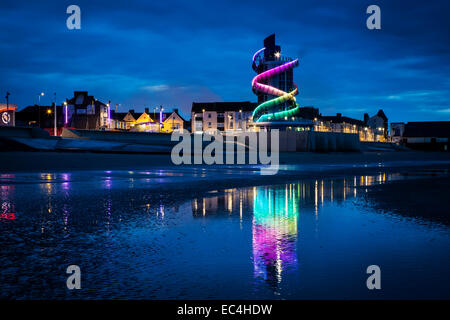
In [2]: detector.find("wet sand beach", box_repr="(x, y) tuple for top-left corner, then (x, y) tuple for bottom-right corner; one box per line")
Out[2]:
(1, 151), (449, 299)
(2, 150), (450, 172)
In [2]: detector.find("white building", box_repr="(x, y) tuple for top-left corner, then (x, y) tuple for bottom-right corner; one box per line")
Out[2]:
(191, 102), (256, 133)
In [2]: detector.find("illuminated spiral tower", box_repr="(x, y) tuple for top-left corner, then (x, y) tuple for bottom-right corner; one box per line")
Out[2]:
(252, 34), (300, 123)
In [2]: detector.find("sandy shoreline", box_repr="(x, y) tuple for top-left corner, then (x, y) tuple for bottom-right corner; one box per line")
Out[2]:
(2, 150), (450, 173)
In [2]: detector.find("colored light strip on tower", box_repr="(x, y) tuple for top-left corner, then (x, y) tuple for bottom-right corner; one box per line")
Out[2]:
(251, 48), (300, 122)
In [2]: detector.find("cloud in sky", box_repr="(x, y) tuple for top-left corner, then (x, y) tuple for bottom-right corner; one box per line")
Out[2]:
(141, 85), (170, 92)
(0, 0), (449, 122)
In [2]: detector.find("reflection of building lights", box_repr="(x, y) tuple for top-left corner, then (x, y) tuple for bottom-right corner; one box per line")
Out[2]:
(343, 179), (346, 200)
(319, 181), (323, 204)
(0, 212), (15, 219)
(314, 180), (318, 216)
(239, 193), (243, 222)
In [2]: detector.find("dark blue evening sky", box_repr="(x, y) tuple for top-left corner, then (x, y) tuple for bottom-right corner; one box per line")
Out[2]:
(1, 0), (449, 122)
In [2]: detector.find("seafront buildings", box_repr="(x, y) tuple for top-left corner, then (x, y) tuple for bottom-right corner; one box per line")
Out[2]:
(189, 34), (388, 142)
(8, 34), (449, 146)
(390, 121), (450, 151)
(190, 102), (387, 142)
(15, 91), (186, 134)
(191, 102), (256, 133)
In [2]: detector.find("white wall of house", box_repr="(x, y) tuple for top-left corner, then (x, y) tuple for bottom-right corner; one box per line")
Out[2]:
(390, 123), (405, 143)
(192, 110), (253, 133)
(368, 115), (386, 140)
(203, 111), (217, 132)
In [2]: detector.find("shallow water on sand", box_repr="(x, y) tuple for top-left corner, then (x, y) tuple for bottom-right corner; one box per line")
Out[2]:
(0, 167), (449, 299)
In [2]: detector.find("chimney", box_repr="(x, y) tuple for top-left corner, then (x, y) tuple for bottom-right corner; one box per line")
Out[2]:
(336, 113), (342, 118)
(173, 108), (179, 114)
(130, 109), (135, 114)
(145, 107), (149, 114)
(364, 113), (369, 124)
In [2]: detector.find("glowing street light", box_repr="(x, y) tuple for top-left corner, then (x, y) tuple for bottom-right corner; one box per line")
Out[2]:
(159, 106), (164, 132)
(53, 92), (57, 136)
(38, 92), (44, 127)
(38, 92), (44, 104)
(64, 101), (68, 125)
(107, 101), (111, 129)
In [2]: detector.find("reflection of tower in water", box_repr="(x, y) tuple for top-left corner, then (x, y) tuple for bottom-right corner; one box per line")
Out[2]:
(252, 185), (299, 285)
(190, 174), (387, 288)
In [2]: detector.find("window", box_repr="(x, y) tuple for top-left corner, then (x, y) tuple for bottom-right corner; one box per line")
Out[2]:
(208, 113), (211, 118)
(208, 122), (212, 127)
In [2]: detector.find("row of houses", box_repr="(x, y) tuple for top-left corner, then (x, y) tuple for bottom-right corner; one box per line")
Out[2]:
(15, 91), (186, 135)
(11, 91), (389, 142)
(10, 90), (449, 150)
(191, 102), (389, 142)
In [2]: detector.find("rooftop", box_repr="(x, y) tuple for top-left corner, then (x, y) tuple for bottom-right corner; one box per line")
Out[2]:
(192, 101), (256, 113)
(403, 121), (450, 138)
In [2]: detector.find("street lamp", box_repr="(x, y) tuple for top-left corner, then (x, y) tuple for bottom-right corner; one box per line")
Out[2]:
(107, 101), (111, 129)
(5, 92), (10, 110)
(64, 101), (68, 126)
(159, 106), (164, 132)
(38, 92), (44, 128)
(53, 93), (57, 136)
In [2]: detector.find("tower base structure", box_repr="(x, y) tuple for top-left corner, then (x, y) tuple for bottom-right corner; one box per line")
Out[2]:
(250, 119), (314, 132)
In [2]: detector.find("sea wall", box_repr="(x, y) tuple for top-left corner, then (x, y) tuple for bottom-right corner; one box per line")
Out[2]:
(61, 128), (175, 146)
(1, 127), (361, 153)
(276, 131), (360, 152)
